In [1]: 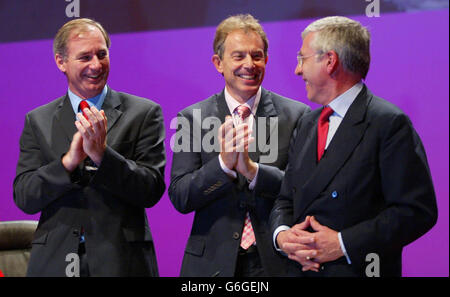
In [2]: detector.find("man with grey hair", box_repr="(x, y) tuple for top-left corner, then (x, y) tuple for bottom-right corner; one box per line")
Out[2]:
(169, 14), (310, 276)
(14, 18), (166, 276)
(271, 16), (437, 277)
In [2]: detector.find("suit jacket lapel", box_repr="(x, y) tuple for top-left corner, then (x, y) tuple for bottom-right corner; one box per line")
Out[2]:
(215, 90), (231, 123)
(293, 111), (319, 176)
(102, 88), (122, 135)
(295, 86), (372, 221)
(252, 88), (278, 162)
(53, 94), (77, 148)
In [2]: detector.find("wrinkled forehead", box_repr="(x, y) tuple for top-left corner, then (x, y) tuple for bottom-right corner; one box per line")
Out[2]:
(224, 30), (264, 50)
(64, 26), (108, 58)
(300, 32), (316, 54)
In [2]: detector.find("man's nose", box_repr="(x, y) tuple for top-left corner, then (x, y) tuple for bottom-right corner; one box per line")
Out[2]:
(295, 62), (303, 76)
(89, 56), (102, 70)
(242, 55), (256, 68)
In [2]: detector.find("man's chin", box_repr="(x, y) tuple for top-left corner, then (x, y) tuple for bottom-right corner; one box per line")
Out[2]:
(239, 88), (260, 101)
(240, 82), (261, 92)
(90, 80), (107, 90)
(81, 86), (105, 98)
(244, 85), (260, 92)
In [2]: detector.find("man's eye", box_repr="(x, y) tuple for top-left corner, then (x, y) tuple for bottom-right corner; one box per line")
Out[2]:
(98, 52), (107, 59)
(252, 53), (264, 60)
(79, 56), (90, 61)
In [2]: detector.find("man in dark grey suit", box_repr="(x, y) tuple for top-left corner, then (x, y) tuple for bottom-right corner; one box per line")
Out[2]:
(271, 16), (437, 277)
(169, 14), (310, 277)
(13, 18), (165, 276)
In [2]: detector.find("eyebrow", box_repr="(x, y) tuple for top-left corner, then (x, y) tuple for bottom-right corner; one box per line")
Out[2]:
(231, 49), (264, 55)
(76, 49), (107, 57)
(76, 51), (92, 57)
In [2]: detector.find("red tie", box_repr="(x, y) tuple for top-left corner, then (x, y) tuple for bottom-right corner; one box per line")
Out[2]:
(235, 105), (251, 121)
(317, 106), (334, 161)
(79, 100), (90, 120)
(235, 105), (256, 249)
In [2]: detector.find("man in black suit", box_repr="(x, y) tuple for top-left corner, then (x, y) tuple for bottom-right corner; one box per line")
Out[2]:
(271, 16), (438, 277)
(13, 18), (165, 276)
(169, 14), (310, 277)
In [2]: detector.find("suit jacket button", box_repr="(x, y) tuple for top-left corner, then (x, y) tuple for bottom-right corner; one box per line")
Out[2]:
(233, 232), (240, 240)
(331, 191), (338, 199)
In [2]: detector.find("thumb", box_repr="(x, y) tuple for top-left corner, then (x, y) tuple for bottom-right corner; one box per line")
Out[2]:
(297, 215), (311, 230)
(310, 216), (323, 231)
(101, 110), (107, 123)
(225, 115), (233, 126)
(219, 118), (230, 141)
(72, 131), (83, 144)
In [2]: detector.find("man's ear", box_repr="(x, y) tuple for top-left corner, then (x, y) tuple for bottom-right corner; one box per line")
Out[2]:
(326, 51), (339, 75)
(212, 54), (223, 74)
(55, 54), (66, 73)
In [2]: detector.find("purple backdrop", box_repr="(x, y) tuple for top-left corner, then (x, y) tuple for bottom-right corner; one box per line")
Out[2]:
(0, 10), (448, 277)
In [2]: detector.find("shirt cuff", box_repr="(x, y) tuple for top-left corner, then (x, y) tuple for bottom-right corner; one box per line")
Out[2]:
(338, 232), (352, 264)
(247, 163), (259, 190)
(218, 155), (237, 179)
(273, 225), (291, 253)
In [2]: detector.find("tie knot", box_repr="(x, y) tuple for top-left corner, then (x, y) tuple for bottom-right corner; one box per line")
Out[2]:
(235, 105), (251, 120)
(319, 106), (333, 123)
(79, 100), (90, 112)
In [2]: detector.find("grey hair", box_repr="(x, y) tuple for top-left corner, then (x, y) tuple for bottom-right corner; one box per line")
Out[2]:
(302, 16), (371, 79)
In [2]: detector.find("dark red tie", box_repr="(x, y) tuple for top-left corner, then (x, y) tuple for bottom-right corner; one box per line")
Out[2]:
(79, 100), (90, 120)
(235, 105), (251, 121)
(317, 106), (334, 161)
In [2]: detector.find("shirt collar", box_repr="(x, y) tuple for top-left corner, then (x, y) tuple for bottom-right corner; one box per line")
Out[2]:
(223, 86), (261, 116)
(68, 85), (108, 116)
(327, 82), (363, 118)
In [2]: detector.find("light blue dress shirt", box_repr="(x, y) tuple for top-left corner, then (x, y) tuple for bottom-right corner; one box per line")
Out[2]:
(68, 85), (108, 119)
